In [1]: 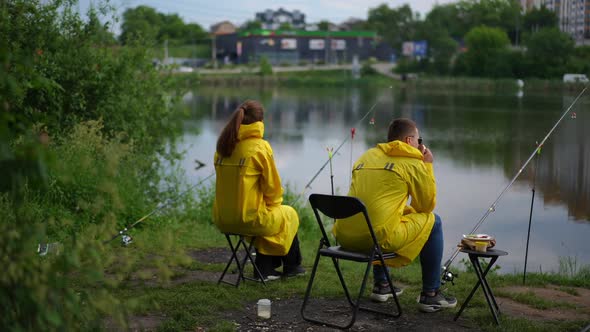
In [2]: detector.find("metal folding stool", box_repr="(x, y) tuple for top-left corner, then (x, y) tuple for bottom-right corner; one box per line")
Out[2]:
(301, 194), (402, 329)
(217, 233), (266, 287)
(454, 248), (508, 325)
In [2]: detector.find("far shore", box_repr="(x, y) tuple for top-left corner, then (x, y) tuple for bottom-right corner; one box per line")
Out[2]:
(167, 63), (584, 92)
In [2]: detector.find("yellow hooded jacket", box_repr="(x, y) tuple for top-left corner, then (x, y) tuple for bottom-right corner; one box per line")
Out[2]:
(213, 121), (299, 256)
(333, 140), (436, 267)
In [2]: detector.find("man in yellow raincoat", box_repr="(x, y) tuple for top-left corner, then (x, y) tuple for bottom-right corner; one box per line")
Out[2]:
(213, 100), (304, 281)
(333, 118), (456, 312)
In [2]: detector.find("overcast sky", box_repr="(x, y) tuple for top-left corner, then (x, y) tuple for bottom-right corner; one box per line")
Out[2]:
(79, 0), (457, 33)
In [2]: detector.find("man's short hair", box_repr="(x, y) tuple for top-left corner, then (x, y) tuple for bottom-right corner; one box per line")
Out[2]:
(387, 118), (417, 142)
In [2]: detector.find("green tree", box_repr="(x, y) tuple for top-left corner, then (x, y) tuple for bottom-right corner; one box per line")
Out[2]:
(523, 5), (558, 33)
(120, 5), (161, 44)
(568, 46), (590, 76)
(318, 20), (332, 31)
(430, 33), (458, 75)
(455, 0), (522, 43)
(120, 6), (207, 46)
(184, 23), (207, 44)
(279, 22), (294, 30)
(412, 15), (459, 75)
(159, 13), (186, 42)
(463, 25), (511, 77)
(366, 4), (416, 50)
(85, 5), (117, 45)
(525, 28), (574, 78)
(424, 4), (465, 38)
(242, 20), (262, 30)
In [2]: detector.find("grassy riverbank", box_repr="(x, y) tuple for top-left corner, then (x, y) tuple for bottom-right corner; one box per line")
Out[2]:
(3, 2), (589, 330)
(174, 68), (585, 94)
(97, 184), (590, 331)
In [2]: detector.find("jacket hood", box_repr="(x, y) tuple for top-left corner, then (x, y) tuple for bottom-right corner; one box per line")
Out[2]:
(238, 121), (264, 140)
(377, 140), (423, 160)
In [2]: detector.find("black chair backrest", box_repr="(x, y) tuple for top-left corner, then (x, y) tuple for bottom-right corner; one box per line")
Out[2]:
(309, 194), (366, 219)
(309, 194), (379, 249)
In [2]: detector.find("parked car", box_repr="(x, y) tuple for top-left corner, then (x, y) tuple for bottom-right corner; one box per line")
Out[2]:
(563, 73), (589, 83)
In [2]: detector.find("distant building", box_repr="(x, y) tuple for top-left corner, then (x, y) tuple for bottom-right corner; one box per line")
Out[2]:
(213, 9), (396, 65)
(255, 8), (306, 30)
(523, 0), (590, 43)
(215, 29), (383, 65)
(210, 21), (236, 35)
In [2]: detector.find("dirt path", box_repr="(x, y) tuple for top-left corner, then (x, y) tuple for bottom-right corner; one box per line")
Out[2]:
(224, 297), (479, 332)
(496, 285), (590, 322)
(108, 248), (590, 331)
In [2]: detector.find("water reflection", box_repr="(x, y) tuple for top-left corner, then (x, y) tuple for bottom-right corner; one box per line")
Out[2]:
(179, 86), (590, 273)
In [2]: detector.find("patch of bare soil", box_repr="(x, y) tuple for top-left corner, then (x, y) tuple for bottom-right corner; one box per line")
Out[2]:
(496, 285), (590, 321)
(108, 247), (234, 288)
(224, 297), (481, 332)
(119, 268), (224, 288)
(187, 247), (232, 264)
(104, 314), (166, 331)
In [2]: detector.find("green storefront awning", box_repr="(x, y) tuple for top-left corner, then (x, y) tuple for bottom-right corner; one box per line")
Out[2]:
(238, 29), (377, 38)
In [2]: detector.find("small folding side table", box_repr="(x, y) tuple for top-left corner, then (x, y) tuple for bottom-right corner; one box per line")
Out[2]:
(454, 248), (508, 325)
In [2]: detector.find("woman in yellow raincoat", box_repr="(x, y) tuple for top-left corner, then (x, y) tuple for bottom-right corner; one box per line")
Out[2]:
(213, 100), (304, 281)
(333, 118), (456, 313)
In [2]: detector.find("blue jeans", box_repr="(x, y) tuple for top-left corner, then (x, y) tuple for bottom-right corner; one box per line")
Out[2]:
(373, 214), (443, 293)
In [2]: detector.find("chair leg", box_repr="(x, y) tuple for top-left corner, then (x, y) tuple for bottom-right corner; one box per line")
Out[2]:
(238, 236), (266, 286)
(358, 255), (402, 317)
(218, 234), (240, 286)
(301, 247), (380, 329)
(218, 234), (265, 287)
(300, 245), (323, 321)
(331, 257), (355, 306)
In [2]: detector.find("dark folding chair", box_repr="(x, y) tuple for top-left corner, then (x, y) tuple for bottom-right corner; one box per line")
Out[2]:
(301, 194), (402, 329)
(217, 233), (266, 287)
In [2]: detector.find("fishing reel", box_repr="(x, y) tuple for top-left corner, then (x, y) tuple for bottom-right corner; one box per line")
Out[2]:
(37, 242), (60, 256)
(441, 266), (458, 286)
(118, 228), (133, 246)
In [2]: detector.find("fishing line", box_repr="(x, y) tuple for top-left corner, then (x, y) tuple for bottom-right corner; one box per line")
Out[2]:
(441, 85), (588, 284)
(349, 128), (356, 187)
(104, 170), (215, 245)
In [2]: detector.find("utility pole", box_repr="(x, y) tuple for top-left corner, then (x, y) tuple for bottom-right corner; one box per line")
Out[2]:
(324, 31), (330, 64)
(211, 34), (217, 69)
(164, 39), (169, 65)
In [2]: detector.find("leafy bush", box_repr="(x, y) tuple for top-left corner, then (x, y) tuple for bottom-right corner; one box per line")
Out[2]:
(361, 61), (378, 75)
(0, 1), (187, 330)
(525, 28), (575, 78)
(0, 129), (127, 331)
(394, 58), (425, 74)
(259, 56), (273, 76)
(46, 120), (160, 237)
(462, 25), (511, 77)
(1, 0), (179, 150)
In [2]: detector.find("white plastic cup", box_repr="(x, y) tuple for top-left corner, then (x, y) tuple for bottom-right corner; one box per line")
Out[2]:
(257, 299), (271, 319)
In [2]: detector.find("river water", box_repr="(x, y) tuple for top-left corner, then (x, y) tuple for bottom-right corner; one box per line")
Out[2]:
(176, 85), (590, 274)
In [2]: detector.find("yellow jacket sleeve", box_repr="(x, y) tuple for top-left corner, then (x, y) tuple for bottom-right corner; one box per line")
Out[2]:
(407, 162), (436, 213)
(255, 143), (283, 208)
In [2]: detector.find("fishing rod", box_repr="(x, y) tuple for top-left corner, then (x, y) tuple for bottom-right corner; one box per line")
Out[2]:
(441, 85), (588, 285)
(291, 86), (393, 204)
(104, 167), (215, 245)
(523, 143), (541, 285)
(327, 147), (335, 195)
(349, 128), (356, 187)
